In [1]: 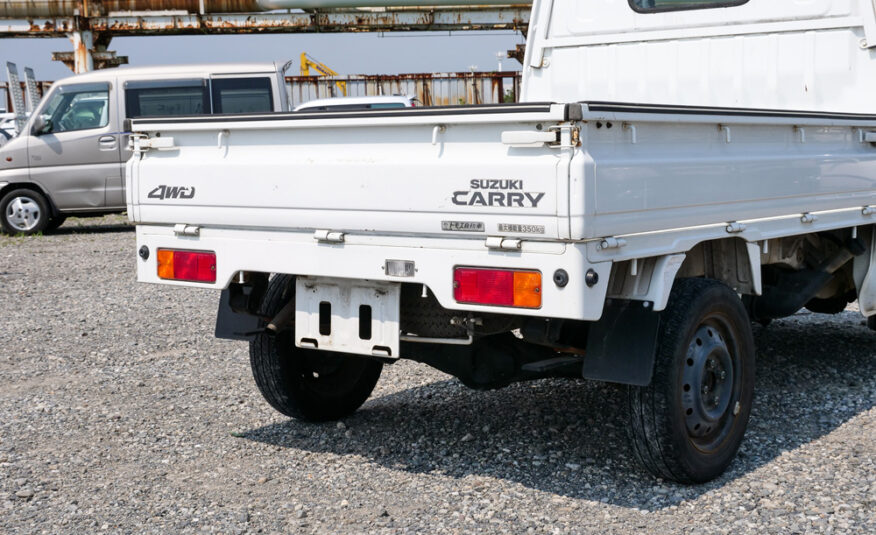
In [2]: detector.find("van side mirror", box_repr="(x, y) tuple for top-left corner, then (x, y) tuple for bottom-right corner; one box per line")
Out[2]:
(31, 116), (52, 136)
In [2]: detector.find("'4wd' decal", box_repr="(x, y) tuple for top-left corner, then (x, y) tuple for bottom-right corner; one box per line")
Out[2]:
(148, 185), (196, 200)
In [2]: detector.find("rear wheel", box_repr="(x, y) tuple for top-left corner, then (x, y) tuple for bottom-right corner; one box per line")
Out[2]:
(249, 274), (383, 421)
(0, 188), (50, 235)
(627, 278), (755, 483)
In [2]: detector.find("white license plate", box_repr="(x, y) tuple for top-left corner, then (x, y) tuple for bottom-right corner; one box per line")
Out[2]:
(294, 276), (401, 358)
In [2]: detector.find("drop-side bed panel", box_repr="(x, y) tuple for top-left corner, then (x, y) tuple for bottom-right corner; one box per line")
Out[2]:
(570, 103), (876, 240)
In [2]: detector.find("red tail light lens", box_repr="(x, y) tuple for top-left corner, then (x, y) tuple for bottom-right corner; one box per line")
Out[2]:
(453, 268), (541, 308)
(156, 249), (216, 283)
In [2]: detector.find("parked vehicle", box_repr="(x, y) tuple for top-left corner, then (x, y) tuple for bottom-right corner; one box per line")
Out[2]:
(293, 95), (415, 112)
(0, 63), (288, 234)
(126, 0), (876, 483)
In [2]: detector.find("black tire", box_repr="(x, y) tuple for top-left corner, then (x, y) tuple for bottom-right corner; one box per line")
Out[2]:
(45, 215), (68, 232)
(627, 278), (755, 483)
(0, 188), (50, 235)
(249, 274), (383, 421)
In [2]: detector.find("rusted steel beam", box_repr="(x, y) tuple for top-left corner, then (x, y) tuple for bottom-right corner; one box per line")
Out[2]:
(0, 1), (531, 18)
(0, 7), (529, 36)
(52, 50), (129, 70)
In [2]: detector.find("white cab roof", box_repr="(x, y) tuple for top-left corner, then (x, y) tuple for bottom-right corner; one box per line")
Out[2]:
(53, 63), (280, 86)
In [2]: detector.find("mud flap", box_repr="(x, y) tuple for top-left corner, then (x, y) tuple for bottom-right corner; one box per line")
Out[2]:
(215, 289), (262, 341)
(582, 299), (660, 386)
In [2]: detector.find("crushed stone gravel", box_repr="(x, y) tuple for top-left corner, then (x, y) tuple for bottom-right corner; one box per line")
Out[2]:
(0, 215), (874, 534)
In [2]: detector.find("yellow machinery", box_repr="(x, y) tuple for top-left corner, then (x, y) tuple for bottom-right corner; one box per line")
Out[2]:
(300, 52), (347, 96)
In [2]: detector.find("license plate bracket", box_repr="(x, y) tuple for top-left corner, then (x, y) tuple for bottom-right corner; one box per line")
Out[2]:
(295, 276), (400, 358)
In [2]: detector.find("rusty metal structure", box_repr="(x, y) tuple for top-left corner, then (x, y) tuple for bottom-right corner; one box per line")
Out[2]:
(0, 1), (531, 74)
(0, 79), (51, 112)
(0, 1), (528, 16)
(287, 71), (521, 106)
(1, 70), (522, 112)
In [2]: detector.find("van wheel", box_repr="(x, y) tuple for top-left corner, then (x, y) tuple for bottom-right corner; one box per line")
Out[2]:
(0, 189), (50, 235)
(627, 278), (755, 483)
(249, 274), (383, 422)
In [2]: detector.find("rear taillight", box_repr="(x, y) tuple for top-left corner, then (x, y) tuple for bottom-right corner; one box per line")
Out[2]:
(156, 249), (216, 283)
(453, 267), (541, 309)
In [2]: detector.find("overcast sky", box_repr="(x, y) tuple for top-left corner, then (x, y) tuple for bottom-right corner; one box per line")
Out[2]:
(1, 31), (525, 82)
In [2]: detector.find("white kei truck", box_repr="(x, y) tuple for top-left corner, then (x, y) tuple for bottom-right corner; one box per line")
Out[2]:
(126, 0), (876, 483)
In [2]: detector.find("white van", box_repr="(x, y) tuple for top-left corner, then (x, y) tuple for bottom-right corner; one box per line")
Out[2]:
(0, 63), (289, 234)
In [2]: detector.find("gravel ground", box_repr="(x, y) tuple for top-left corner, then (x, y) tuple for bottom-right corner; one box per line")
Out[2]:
(1, 216), (874, 535)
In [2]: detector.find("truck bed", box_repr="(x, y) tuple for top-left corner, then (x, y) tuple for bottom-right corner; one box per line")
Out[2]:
(129, 101), (876, 243)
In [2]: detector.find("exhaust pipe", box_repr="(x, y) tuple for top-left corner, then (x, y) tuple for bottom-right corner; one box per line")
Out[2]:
(265, 299), (295, 333)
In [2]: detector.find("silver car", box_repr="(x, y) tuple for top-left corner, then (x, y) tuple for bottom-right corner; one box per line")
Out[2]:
(0, 63), (287, 235)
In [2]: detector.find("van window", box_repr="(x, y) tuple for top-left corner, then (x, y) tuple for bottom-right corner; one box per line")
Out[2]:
(368, 103), (407, 109)
(125, 79), (210, 118)
(630, 0), (748, 12)
(211, 77), (274, 114)
(38, 83), (109, 133)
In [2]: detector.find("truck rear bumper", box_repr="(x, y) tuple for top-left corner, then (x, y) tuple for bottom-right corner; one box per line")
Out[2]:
(134, 225), (612, 321)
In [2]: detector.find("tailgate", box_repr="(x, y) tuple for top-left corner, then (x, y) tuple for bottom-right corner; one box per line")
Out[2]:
(127, 103), (575, 240)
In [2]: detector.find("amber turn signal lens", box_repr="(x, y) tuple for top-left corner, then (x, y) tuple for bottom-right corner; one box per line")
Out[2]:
(156, 249), (175, 280)
(513, 271), (542, 308)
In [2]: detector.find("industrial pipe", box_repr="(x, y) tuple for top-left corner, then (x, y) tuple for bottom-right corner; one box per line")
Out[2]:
(0, 0), (531, 18)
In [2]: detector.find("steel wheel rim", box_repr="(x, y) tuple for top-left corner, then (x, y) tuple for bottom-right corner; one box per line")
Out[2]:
(680, 316), (742, 453)
(5, 195), (41, 232)
(303, 350), (345, 382)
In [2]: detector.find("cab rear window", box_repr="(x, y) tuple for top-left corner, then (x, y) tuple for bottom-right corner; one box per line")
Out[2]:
(125, 79), (210, 118)
(211, 78), (274, 114)
(630, 0), (748, 12)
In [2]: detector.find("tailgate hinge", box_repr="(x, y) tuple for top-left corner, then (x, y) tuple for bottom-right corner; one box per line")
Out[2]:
(135, 136), (177, 151)
(501, 125), (580, 149)
(173, 224), (200, 236)
(485, 236), (523, 250)
(598, 237), (627, 250)
(314, 229), (346, 243)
